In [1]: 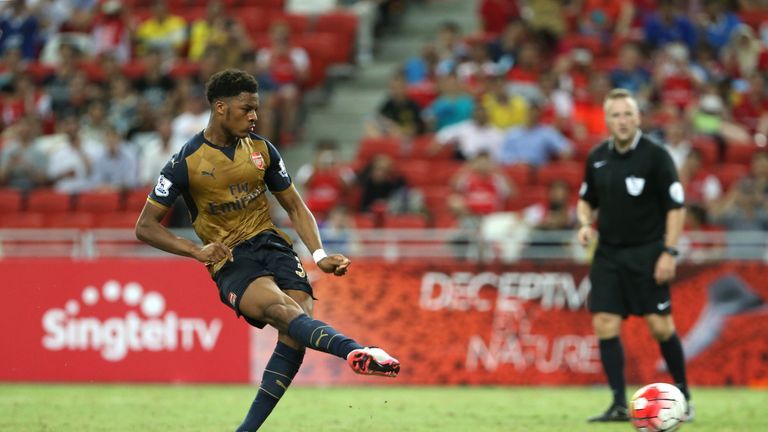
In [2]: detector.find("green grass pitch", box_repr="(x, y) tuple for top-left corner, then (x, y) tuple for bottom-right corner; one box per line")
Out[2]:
(0, 384), (765, 431)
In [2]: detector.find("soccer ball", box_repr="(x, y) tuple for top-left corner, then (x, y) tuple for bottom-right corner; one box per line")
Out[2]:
(629, 383), (687, 432)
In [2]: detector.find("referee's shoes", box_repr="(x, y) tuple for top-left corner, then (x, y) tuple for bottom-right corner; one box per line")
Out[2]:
(587, 404), (629, 422)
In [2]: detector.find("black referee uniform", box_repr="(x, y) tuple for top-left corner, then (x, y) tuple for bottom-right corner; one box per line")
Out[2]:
(580, 132), (685, 317)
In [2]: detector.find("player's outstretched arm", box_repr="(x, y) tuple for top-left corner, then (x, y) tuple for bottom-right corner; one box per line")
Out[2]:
(135, 201), (233, 264)
(273, 184), (350, 276)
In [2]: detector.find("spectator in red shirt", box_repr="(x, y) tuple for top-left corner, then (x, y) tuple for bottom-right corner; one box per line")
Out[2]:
(295, 139), (356, 221)
(478, 0), (519, 35)
(255, 22), (310, 145)
(449, 151), (515, 218)
(679, 148), (723, 211)
(731, 72), (768, 135)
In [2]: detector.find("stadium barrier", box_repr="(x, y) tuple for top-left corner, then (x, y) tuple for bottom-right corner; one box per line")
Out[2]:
(2, 258), (766, 386)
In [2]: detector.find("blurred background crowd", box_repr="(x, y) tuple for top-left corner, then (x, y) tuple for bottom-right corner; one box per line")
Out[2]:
(1, 0), (768, 256)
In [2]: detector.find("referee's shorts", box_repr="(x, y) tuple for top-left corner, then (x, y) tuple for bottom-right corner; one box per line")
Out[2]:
(588, 240), (672, 318)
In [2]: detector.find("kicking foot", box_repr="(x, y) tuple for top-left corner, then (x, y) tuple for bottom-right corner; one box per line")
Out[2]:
(347, 347), (400, 378)
(588, 404), (629, 422)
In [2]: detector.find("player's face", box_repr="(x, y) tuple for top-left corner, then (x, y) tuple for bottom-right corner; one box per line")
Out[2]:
(605, 97), (640, 143)
(223, 92), (259, 138)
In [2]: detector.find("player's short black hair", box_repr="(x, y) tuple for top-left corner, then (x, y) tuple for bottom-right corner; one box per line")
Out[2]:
(205, 69), (259, 104)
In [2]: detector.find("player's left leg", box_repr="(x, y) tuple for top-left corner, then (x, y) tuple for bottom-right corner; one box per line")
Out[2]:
(236, 290), (311, 432)
(645, 313), (692, 419)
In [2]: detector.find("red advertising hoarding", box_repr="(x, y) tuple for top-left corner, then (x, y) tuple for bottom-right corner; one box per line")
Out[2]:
(2, 259), (766, 386)
(0, 259), (250, 382)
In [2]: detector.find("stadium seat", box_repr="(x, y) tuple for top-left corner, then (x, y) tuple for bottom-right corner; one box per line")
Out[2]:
(503, 164), (533, 187)
(96, 212), (141, 228)
(422, 186), (452, 214)
(432, 213), (458, 228)
(356, 137), (403, 164)
(239, 10), (273, 36)
(125, 189), (151, 212)
(76, 191), (122, 214)
(0, 188), (23, 213)
(121, 61), (148, 81)
(383, 214), (428, 229)
(691, 136), (719, 165)
(271, 13), (311, 35)
(26, 189), (73, 213)
(506, 185), (548, 211)
(78, 60), (106, 83)
(408, 134), (440, 159)
(573, 139), (598, 162)
(44, 212), (95, 229)
(353, 213), (378, 229)
(716, 164), (749, 191)
(169, 61), (201, 79)
(397, 160), (431, 187)
(314, 12), (358, 63)
(406, 82), (439, 109)
(0, 212), (45, 228)
(535, 162), (584, 190)
(424, 161), (462, 187)
(725, 145), (759, 165)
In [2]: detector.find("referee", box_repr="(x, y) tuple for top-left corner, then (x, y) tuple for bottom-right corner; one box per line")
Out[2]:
(577, 89), (692, 423)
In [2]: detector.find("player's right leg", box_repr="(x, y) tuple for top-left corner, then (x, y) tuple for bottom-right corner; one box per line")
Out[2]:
(236, 290), (311, 432)
(238, 276), (400, 378)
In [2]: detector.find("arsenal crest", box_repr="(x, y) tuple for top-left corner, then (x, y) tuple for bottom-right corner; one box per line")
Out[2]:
(251, 152), (264, 170)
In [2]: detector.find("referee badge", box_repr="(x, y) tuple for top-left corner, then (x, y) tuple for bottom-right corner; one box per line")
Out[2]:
(625, 176), (645, 196)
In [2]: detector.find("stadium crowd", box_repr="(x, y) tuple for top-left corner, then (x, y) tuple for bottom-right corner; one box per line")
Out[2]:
(300, 0), (768, 245)
(2, 0), (768, 253)
(0, 0), (403, 227)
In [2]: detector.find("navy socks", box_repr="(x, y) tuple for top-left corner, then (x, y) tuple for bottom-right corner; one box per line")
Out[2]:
(287, 314), (363, 360)
(236, 341), (305, 432)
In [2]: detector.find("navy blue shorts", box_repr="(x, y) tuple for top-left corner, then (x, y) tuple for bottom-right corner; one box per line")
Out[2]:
(588, 241), (672, 318)
(213, 230), (313, 328)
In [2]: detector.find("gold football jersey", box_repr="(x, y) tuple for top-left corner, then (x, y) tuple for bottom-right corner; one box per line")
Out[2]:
(148, 132), (293, 273)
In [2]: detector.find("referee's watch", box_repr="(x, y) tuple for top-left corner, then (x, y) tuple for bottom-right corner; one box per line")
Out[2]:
(663, 246), (679, 257)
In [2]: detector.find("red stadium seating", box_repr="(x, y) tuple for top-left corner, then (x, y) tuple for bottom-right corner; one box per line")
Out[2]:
(408, 134), (442, 160)
(422, 186), (452, 214)
(506, 185), (548, 211)
(271, 13), (311, 35)
(353, 213), (378, 229)
(26, 189), (72, 213)
(725, 145), (759, 165)
(0, 188), (23, 213)
(432, 213), (458, 228)
(535, 161), (583, 190)
(76, 191), (122, 214)
(44, 212), (95, 229)
(572, 139), (598, 162)
(397, 160), (431, 187)
(125, 189), (151, 212)
(383, 214), (428, 229)
(356, 137), (403, 164)
(239, 9), (274, 36)
(406, 82), (439, 109)
(691, 136), (719, 165)
(314, 12), (358, 63)
(420, 161), (462, 187)
(503, 164), (533, 187)
(0, 212), (45, 228)
(716, 164), (749, 191)
(96, 212), (141, 228)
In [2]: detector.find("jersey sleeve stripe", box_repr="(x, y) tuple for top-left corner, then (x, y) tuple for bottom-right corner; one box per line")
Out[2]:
(147, 197), (169, 209)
